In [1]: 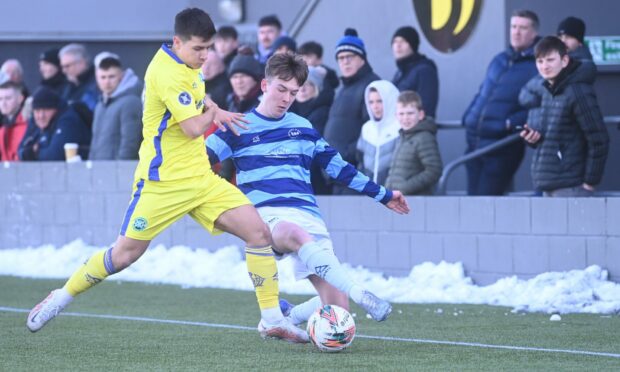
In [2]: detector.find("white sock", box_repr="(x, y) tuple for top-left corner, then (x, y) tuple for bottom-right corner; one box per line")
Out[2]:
(289, 296), (323, 325)
(56, 288), (74, 307)
(298, 242), (356, 296)
(348, 285), (364, 304)
(260, 306), (284, 323)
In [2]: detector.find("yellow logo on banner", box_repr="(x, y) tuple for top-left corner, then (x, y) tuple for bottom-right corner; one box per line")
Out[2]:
(414, 0), (483, 53)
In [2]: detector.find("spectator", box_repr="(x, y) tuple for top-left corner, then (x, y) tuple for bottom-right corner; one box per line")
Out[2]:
(0, 82), (28, 161)
(59, 43), (99, 113)
(520, 36), (609, 197)
(256, 15), (282, 64)
(462, 10), (540, 195)
(356, 80), (400, 185)
(298, 41), (339, 93)
(290, 66), (331, 194)
(386, 91), (443, 195)
(38, 48), (69, 96)
(1, 59), (29, 97)
(89, 54), (143, 160)
(324, 28), (380, 194)
(391, 26), (439, 118)
(272, 36), (297, 55)
(214, 25), (239, 68)
(226, 48), (263, 113)
(202, 49), (232, 109)
(520, 16), (597, 137)
(18, 87), (91, 161)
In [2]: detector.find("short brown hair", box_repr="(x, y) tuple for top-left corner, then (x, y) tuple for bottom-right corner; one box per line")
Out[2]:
(0, 81), (23, 94)
(265, 52), (308, 86)
(512, 9), (539, 30)
(535, 36), (568, 58)
(397, 90), (423, 110)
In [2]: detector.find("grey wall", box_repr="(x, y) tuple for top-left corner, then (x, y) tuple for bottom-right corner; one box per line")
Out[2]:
(1, 162), (618, 285)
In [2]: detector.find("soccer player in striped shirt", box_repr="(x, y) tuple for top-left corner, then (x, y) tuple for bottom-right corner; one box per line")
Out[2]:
(207, 53), (410, 322)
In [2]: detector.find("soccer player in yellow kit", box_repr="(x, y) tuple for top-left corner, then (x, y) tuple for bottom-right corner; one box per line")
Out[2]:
(26, 8), (307, 343)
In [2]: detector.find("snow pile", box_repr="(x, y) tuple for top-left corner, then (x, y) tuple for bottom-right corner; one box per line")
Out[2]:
(1, 240), (619, 314)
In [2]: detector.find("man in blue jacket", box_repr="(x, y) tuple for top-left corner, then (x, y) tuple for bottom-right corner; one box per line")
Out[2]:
(462, 10), (540, 195)
(18, 87), (91, 161)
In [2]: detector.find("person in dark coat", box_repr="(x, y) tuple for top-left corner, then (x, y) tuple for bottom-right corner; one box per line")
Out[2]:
(324, 28), (380, 194)
(386, 91), (442, 195)
(202, 49), (232, 109)
(18, 87), (91, 161)
(462, 10), (540, 195)
(37, 48), (69, 97)
(391, 26), (439, 118)
(520, 36), (609, 196)
(520, 16), (596, 132)
(290, 66), (332, 194)
(226, 49), (263, 113)
(58, 43), (99, 113)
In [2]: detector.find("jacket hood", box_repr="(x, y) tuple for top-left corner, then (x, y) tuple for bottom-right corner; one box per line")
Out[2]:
(570, 44), (593, 61)
(111, 68), (141, 99)
(402, 117), (437, 136)
(364, 80), (400, 131)
(546, 59), (593, 94)
(395, 53), (437, 72)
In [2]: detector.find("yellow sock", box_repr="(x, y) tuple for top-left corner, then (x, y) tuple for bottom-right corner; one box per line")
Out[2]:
(63, 248), (116, 297)
(245, 246), (279, 310)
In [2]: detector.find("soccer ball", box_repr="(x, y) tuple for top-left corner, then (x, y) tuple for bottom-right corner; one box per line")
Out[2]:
(306, 304), (356, 352)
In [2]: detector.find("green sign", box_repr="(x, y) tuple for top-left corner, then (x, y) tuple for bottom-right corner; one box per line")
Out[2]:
(585, 36), (620, 65)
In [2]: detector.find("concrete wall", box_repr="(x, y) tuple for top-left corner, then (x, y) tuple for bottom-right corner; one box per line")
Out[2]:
(1, 162), (618, 285)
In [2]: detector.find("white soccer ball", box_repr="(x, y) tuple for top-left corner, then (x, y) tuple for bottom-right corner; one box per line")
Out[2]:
(306, 304), (356, 352)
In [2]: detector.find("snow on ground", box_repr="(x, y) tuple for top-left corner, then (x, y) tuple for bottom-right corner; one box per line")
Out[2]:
(1, 240), (619, 314)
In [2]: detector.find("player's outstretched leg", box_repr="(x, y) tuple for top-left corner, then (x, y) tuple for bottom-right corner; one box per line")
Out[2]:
(297, 240), (392, 321)
(27, 237), (149, 332)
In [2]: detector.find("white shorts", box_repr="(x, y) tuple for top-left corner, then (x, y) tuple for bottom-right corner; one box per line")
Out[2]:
(257, 206), (334, 280)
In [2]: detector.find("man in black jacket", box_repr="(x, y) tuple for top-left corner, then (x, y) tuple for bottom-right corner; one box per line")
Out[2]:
(324, 28), (379, 194)
(521, 36), (609, 196)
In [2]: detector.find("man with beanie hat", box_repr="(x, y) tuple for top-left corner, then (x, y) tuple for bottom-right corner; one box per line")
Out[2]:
(324, 28), (380, 194)
(38, 48), (69, 96)
(227, 48), (263, 113)
(557, 16), (585, 50)
(391, 26), (439, 118)
(18, 87), (90, 161)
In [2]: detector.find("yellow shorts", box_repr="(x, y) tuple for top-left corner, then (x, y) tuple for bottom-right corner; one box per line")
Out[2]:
(120, 172), (251, 240)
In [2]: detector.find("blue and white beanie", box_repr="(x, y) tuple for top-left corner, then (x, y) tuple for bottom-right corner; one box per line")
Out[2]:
(335, 28), (366, 60)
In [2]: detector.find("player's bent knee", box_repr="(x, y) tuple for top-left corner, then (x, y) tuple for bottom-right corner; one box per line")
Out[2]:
(111, 237), (149, 271)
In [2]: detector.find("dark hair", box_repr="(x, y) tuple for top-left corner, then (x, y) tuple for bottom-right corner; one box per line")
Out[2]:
(512, 9), (539, 30)
(265, 52), (308, 86)
(0, 81), (24, 93)
(258, 14), (282, 29)
(217, 25), (238, 40)
(99, 57), (122, 70)
(298, 41), (323, 59)
(535, 36), (568, 58)
(174, 8), (216, 41)
(397, 90), (423, 110)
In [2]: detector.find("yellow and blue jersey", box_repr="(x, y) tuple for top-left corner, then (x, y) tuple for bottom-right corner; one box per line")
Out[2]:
(206, 109), (393, 219)
(136, 43), (208, 181)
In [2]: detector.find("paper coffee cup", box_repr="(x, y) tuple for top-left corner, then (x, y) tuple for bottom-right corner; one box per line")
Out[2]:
(64, 143), (79, 161)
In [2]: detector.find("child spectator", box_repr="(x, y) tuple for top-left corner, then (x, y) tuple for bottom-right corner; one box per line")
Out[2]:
(385, 91), (442, 195)
(356, 80), (400, 185)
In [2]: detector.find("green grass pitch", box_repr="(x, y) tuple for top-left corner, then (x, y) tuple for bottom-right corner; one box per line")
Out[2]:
(1, 276), (619, 371)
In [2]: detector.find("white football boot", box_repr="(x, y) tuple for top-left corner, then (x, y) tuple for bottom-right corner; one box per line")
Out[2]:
(257, 317), (309, 343)
(26, 289), (73, 332)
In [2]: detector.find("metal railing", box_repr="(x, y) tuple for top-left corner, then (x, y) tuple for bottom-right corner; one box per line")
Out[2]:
(434, 116), (620, 195)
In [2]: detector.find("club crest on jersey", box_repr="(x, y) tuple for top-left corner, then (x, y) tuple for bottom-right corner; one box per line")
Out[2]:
(178, 92), (192, 105)
(132, 217), (148, 232)
(288, 128), (301, 138)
